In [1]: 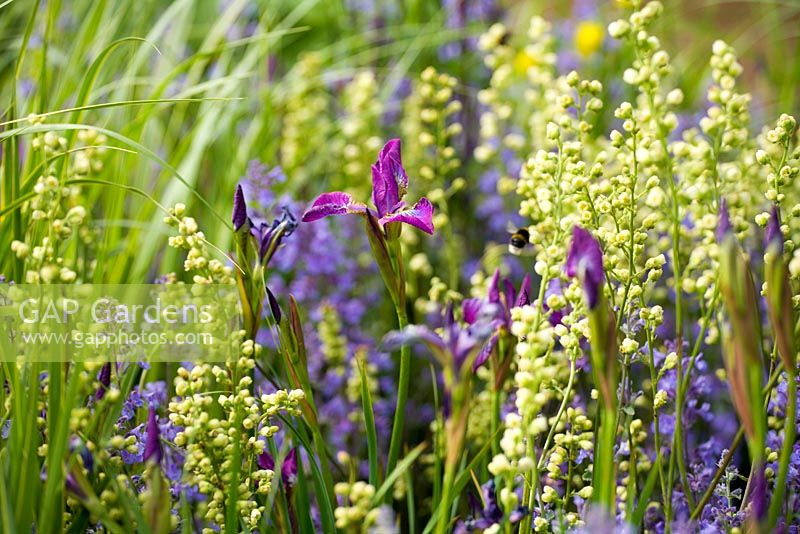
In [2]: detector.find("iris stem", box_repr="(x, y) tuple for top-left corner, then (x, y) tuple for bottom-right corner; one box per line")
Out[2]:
(430, 363), (443, 507)
(490, 339), (506, 459)
(490, 380), (500, 459)
(435, 462), (456, 534)
(537, 358), (577, 472)
(767, 370), (796, 529)
(596, 404), (618, 511)
(386, 305), (410, 483)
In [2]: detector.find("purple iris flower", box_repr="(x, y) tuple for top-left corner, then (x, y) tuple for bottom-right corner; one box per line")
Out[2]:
(565, 226), (605, 309)
(257, 207), (298, 264)
(69, 436), (94, 474)
(764, 205), (783, 253)
(302, 139), (434, 234)
(281, 448), (298, 490)
(544, 278), (569, 326)
(143, 407), (162, 464)
(464, 269), (531, 371)
(65, 472), (86, 499)
(751, 466), (768, 521)
(717, 198), (733, 242)
(94, 362), (111, 400)
(233, 185), (297, 262)
(257, 449), (298, 493)
(257, 449), (275, 471)
(382, 301), (492, 372)
(233, 184), (249, 231)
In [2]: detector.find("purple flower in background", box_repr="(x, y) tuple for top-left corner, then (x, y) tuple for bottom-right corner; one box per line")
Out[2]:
(487, 268), (532, 326)
(257, 207), (298, 263)
(717, 199), (733, 242)
(544, 278), (569, 326)
(565, 226), (605, 309)
(70, 435), (94, 474)
(241, 161), (287, 208)
(258, 449), (275, 471)
(95, 363), (111, 400)
(454, 480), (526, 533)
(439, 0), (499, 61)
(65, 472), (87, 499)
(382, 77), (412, 127)
(302, 139), (434, 234)
(750, 466), (768, 521)
(282, 448), (298, 489)
(233, 185), (297, 262)
(466, 269), (531, 370)
(382, 302), (491, 372)
(144, 408), (162, 464)
(764, 205), (783, 252)
(256, 448), (298, 492)
(116, 381), (166, 431)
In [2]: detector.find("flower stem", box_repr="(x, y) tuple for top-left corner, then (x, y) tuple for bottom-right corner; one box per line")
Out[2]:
(491, 380), (501, 459)
(672, 357), (695, 510)
(767, 370), (796, 529)
(386, 305), (410, 482)
(642, 311), (667, 501)
(490, 339), (507, 458)
(435, 461), (456, 534)
(595, 404), (618, 511)
(436, 400), (469, 534)
(537, 358), (577, 472)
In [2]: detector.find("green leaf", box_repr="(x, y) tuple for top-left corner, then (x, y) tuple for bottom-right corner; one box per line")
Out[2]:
(372, 443), (426, 507)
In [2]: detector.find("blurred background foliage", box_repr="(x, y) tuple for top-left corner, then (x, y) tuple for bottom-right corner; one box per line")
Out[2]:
(0, 0), (798, 283)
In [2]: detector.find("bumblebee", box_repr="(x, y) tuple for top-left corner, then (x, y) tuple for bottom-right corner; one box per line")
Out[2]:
(508, 225), (531, 256)
(499, 30), (511, 46)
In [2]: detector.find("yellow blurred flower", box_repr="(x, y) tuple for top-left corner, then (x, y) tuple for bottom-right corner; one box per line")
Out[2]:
(574, 21), (604, 58)
(513, 49), (538, 75)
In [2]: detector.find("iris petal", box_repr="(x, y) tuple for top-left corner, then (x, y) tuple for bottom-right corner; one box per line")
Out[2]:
(565, 226), (605, 309)
(487, 269), (501, 304)
(371, 162), (399, 218)
(143, 408), (162, 464)
(232, 184), (249, 230)
(764, 204), (783, 252)
(472, 332), (499, 372)
(301, 192), (367, 222)
(462, 298), (483, 325)
(716, 198), (733, 242)
(379, 138), (408, 195)
(516, 274), (532, 307)
(379, 197), (434, 234)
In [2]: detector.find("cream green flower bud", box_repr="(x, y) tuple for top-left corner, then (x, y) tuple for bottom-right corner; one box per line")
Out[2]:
(608, 20), (631, 39)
